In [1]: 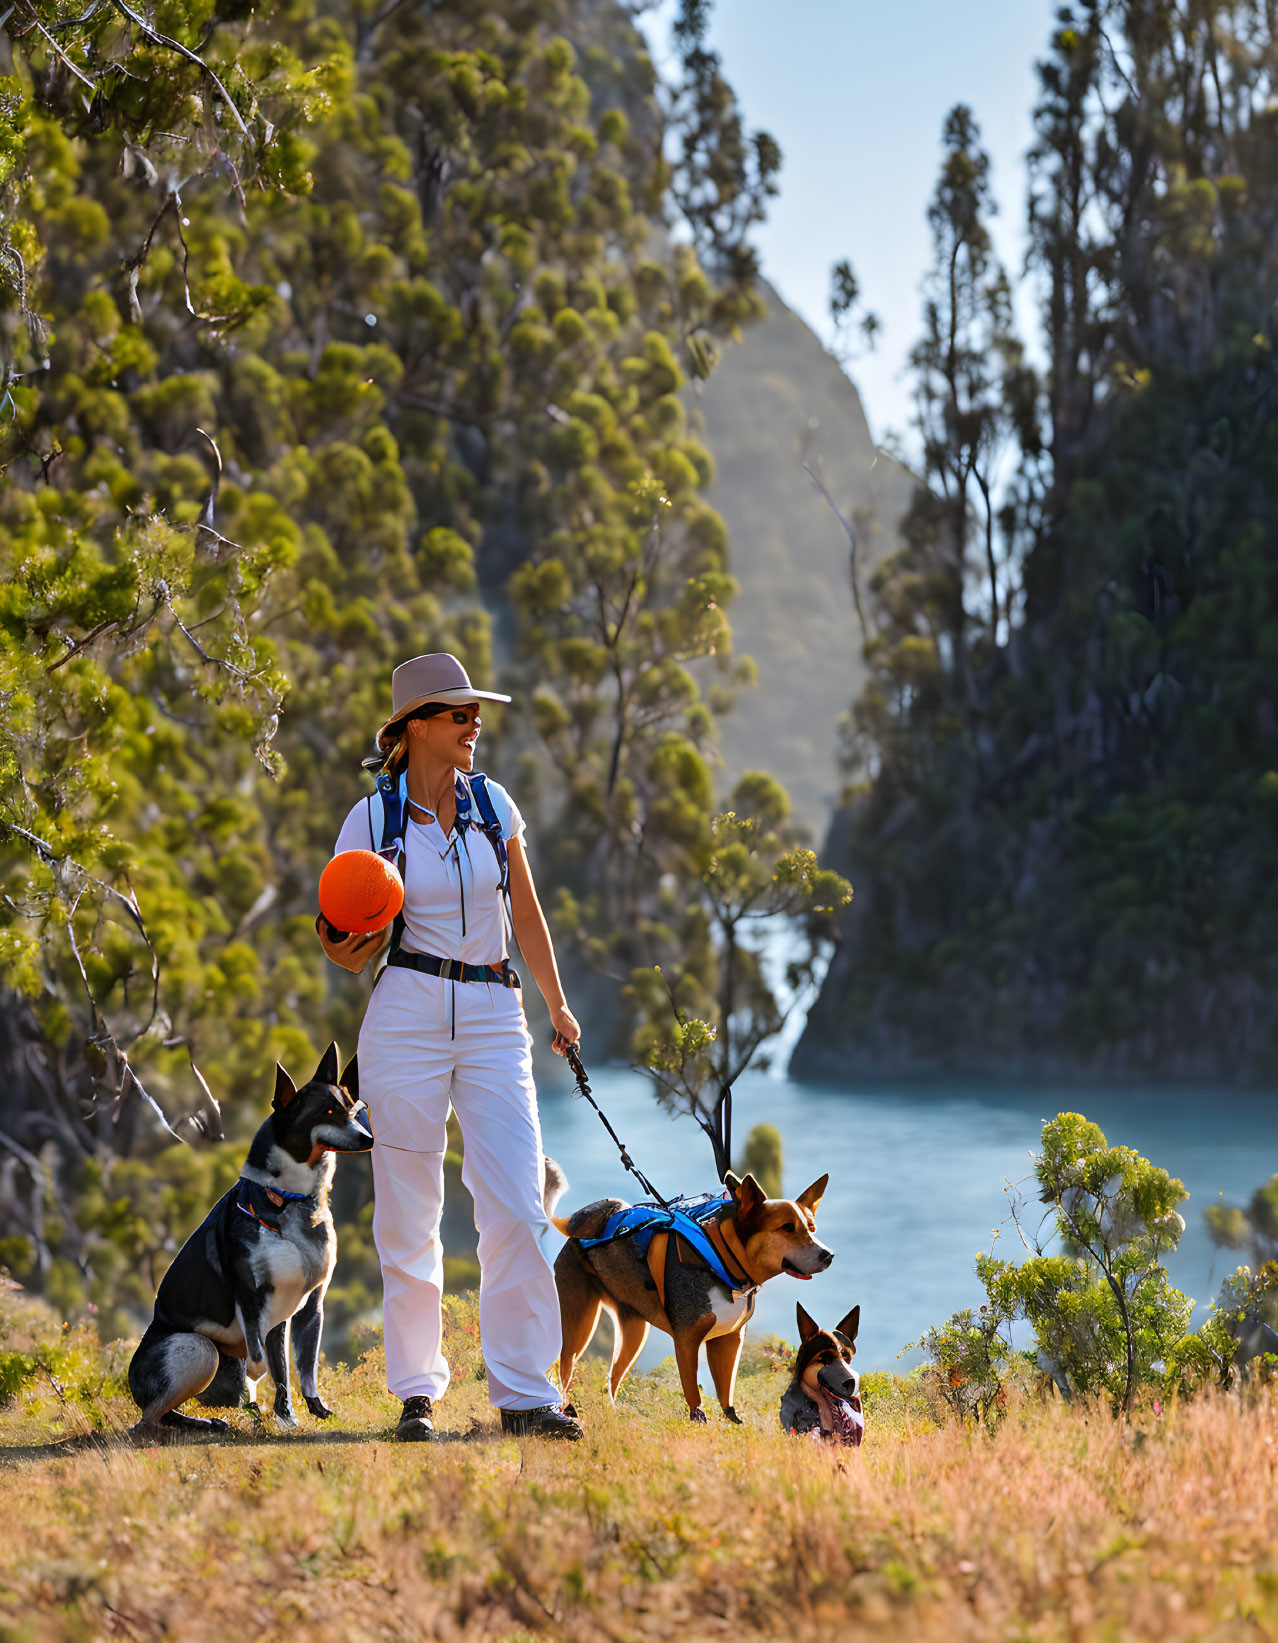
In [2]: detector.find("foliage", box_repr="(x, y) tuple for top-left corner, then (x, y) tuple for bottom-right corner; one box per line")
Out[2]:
(827, 257), (879, 360)
(665, 0), (781, 283)
(625, 771), (850, 1174)
(1196, 1174), (1278, 1377)
(1205, 1172), (1278, 1267)
(929, 1113), (1192, 1415)
(913, 1305), (1017, 1426)
(804, 0), (1278, 1080)
(736, 1119), (781, 1198)
(0, 0), (774, 1333)
(0, 1279), (129, 1432)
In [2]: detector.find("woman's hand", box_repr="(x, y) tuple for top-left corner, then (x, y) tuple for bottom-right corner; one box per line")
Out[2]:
(315, 914), (390, 975)
(549, 1002), (581, 1056)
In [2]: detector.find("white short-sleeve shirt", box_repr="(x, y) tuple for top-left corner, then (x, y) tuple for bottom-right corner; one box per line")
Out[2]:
(333, 771), (524, 966)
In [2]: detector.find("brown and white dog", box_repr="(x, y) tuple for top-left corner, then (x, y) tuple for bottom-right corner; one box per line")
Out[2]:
(779, 1302), (863, 1446)
(553, 1170), (832, 1424)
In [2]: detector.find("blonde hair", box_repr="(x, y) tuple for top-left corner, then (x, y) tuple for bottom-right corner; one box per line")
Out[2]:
(362, 729), (409, 775)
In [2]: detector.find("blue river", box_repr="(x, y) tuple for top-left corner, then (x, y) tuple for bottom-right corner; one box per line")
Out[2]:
(538, 1063), (1278, 1374)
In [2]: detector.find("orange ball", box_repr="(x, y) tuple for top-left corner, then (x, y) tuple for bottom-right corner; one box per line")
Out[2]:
(318, 850), (404, 936)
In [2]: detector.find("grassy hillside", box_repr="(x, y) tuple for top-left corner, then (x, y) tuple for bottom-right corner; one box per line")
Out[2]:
(3, 1284), (1276, 1642)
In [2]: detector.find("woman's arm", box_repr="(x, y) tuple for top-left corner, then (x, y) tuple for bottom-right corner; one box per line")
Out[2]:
(507, 836), (581, 1053)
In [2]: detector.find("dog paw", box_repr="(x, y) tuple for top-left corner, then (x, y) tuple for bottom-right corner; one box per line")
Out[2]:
(723, 1405), (743, 1425)
(305, 1396), (333, 1420)
(206, 1417), (230, 1433)
(274, 1405), (299, 1430)
(688, 1406), (708, 1424)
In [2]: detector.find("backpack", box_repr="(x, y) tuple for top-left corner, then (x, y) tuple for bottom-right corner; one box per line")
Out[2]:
(370, 768), (510, 961)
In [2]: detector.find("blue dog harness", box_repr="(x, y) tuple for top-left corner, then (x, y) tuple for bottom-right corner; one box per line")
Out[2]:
(578, 1193), (757, 1299)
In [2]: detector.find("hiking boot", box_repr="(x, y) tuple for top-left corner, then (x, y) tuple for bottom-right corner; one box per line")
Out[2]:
(394, 1395), (434, 1442)
(499, 1403), (583, 1440)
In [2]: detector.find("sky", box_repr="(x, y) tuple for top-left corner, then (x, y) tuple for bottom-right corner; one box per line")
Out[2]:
(643, 0), (1061, 452)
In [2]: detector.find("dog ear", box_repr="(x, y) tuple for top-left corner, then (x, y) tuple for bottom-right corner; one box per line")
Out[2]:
(836, 1304), (860, 1348)
(795, 1173), (829, 1214)
(312, 1041), (340, 1087)
(272, 1064), (297, 1111)
(796, 1303), (819, 1343)
(722, 1170), (742, 1193)
(339, 1052), (359, 1099)
(730, 1172), (766, 1223)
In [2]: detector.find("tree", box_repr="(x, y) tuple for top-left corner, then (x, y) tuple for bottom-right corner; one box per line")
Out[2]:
(800, 1), (1278, 1085)
(1200, 1175), (1278, 1374)
(0, 0), (329, 1289)
(514, 468), (743, 966)
(827, 257), (879, 361)
(665, 0), (781, 284)
(628, 770), (850, 1178)
(908, 104), (1032, 654)
(0, 0), (770, 1323)
(977, 1113), (1191, 1414)
(914, 1304), (1015, 1426)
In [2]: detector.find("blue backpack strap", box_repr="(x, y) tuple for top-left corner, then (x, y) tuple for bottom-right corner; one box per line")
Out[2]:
(375, 769), (407, 959)
(376, 768), (405, 853)
(455, 771), (509, 895)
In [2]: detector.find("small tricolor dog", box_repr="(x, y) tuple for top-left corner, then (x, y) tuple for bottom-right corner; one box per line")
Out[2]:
(780, 1302), (864, 1446)
(554, 1170), (832, 1424)
(128, 1043), (373, 1434)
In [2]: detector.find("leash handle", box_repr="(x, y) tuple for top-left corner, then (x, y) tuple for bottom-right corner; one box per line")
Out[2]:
(561, 1042), (671, 1210)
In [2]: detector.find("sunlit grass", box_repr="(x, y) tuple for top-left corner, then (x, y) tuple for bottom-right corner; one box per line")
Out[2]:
(2, 1283), (1277, 1641)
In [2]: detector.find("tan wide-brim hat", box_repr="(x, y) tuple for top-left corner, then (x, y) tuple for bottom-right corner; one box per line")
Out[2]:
(375, 653), (511, 752)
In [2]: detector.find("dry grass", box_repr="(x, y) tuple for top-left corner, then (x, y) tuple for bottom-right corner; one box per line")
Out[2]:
(2, 1294), (1277, 1642)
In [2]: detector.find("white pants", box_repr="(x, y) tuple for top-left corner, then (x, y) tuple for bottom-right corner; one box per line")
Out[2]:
(358, 966), (561, 1410)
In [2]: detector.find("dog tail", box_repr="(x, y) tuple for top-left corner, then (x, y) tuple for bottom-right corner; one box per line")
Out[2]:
(551, 1197), (626, 1240)
(542, 1155), (569, 1219)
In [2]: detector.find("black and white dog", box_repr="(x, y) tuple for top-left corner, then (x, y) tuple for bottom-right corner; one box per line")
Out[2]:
(128, 1043), (373, 1434)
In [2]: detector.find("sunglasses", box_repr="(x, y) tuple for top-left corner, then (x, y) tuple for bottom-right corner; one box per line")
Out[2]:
(406, 705), (480, 726)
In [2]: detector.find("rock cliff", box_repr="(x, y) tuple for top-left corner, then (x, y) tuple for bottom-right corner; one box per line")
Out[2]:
(695, 286), (913, 835)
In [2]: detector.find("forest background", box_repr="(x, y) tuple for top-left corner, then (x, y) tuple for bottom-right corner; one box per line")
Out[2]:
(2, 0), (1278, 1367)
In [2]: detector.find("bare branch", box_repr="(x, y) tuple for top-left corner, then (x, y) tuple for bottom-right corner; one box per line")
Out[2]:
(59, 888), (186, 1145)
(803, 456), (873, 645)
(123, 193), (177, 323)
(170, 192), (236, 325)
(6, 824), (161, 1039)
(112, 0), (248, 136)
(45, 616), (120, 673)
(166, 598), (249, 679)
(21, 6), (100, 92)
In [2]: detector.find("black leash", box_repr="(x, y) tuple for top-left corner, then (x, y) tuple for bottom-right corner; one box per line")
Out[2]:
(562, 1042), (671, 1210)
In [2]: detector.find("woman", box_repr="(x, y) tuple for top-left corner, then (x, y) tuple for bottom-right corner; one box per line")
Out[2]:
(318, 653), (583, 1441)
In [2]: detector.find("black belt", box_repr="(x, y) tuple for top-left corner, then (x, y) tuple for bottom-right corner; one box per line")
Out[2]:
(387, 949), (521, 987)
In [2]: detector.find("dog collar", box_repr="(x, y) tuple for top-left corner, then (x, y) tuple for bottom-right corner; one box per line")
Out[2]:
(239, 1175), (314, 1204)
(707, 1213), (762, 1291)
(235, 1178), (313, 1234)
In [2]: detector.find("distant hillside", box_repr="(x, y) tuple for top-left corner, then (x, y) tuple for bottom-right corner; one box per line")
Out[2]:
(695, 286), (913, 834)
